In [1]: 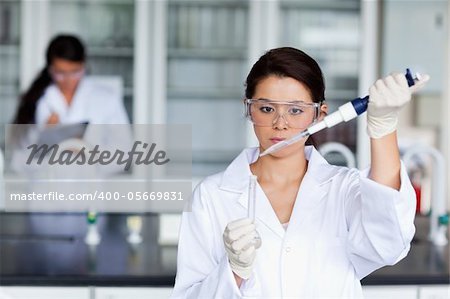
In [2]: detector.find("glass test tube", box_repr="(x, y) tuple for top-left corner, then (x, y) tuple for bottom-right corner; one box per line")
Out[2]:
(248, 175), (257, 222)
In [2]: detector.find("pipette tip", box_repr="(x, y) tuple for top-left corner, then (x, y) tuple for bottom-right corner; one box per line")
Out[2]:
(259, 146), (276, 157)
(259, 141), (287, 157)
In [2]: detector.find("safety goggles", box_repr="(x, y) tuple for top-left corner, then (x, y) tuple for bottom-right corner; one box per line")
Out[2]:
(49, 67), (85, 82)
(244, 98), (322, 129)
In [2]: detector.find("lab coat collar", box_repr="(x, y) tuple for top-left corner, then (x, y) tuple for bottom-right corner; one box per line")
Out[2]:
(218, 147), (258, 193)
(220, 146), (337, 239)
(219, 146), (339, 239)
(219, 146), (338, 193)
(46, 77), (89, 110)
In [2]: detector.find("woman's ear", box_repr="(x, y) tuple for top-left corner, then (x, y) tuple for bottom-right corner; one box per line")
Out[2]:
(318, 103), (328, 121)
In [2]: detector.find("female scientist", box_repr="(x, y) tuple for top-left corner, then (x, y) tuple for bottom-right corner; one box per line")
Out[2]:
(13, 34), (129, 125)
(11, 34), (130, 176)
(171, 47), (428, 298)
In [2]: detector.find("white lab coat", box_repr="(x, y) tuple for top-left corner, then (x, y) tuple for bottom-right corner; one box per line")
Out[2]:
(171, 146), (416, 299)
(29, 77), (131, 176)
(35, 77), (129, 125)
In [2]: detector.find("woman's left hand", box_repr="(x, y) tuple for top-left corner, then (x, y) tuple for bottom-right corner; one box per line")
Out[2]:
(46, 112), (60, 125)
(366, 72), (429, 139)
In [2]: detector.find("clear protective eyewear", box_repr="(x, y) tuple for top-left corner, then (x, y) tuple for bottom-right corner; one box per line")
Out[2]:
(244, 98), (322, 129)
(49, 67), (85, 82)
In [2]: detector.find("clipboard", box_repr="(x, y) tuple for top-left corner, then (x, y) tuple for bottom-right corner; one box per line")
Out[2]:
(36, 122), (89, 146)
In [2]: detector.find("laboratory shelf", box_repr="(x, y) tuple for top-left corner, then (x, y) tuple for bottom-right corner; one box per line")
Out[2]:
(167, 88), (242, 100)
(168, 48), (246, 60)
(280, 0), (360, 11)
(168, 0), (248, 8)
(87, 47), (134, 58)
(0, 45), (19, 55)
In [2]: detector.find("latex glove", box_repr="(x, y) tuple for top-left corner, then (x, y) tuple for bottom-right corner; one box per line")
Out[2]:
(223, 218), (262, 279)
(367, 72), (430, 138)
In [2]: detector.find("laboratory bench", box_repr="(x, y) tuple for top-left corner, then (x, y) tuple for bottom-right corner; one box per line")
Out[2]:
(0, 212), (448, 287)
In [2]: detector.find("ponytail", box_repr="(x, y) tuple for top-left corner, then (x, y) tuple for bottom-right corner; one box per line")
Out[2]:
(13, 67), (52, 124)
(12, 34), (85, 125)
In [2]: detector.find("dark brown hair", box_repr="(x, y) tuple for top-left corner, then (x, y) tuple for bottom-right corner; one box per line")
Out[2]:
(245, 47), (326, 146)
(245, 47), (325, 103)
(13, 34), (86, 124)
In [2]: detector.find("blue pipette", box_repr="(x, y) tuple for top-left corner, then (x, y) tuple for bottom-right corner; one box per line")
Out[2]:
(260, 69), (420, 157)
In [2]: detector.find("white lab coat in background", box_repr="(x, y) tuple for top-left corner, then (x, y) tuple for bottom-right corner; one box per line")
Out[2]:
(35, 77), (129, 125)
(171, 146), (416, 299)
(32, 77), (131, 176)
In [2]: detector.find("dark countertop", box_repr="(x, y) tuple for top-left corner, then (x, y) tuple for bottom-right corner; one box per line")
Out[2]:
(0, 213), (448, 286)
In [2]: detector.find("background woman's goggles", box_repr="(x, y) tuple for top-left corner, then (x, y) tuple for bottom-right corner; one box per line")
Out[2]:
(49, 68), (85, 82)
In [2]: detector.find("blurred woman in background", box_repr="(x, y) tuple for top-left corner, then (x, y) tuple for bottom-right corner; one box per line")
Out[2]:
(10, 34), (130, 176)
(13, 34), (129, 125)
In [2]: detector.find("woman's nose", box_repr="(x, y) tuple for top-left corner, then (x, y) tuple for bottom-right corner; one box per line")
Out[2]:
(272, 113), (289, 130)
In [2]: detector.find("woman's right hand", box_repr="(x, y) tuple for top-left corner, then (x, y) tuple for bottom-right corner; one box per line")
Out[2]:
(223, 218), (261, 280)
(46, 112), (60, 125)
